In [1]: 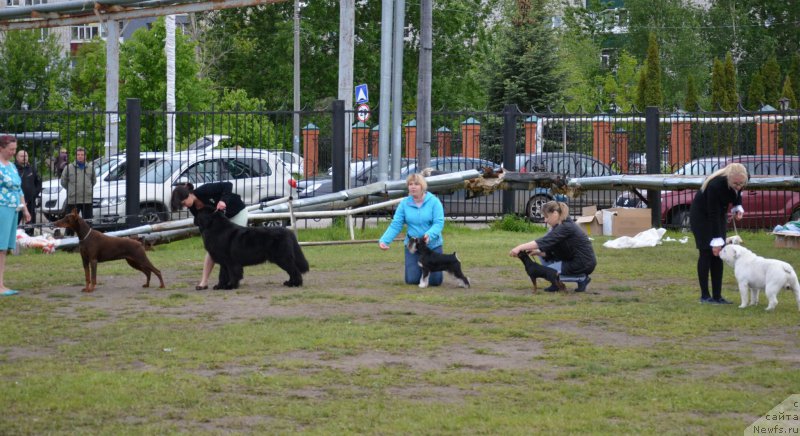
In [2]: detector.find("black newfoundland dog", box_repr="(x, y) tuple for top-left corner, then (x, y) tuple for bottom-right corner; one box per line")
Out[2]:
(194, 208), (309, 289)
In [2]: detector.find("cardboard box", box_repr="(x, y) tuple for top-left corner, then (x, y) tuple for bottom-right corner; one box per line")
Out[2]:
(773, 232), (800, 249)
(576, 206), (603, 236)
(576, 206), (652, 237)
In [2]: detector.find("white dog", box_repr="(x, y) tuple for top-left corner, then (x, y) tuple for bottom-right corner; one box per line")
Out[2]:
(719, 244), (800, 311)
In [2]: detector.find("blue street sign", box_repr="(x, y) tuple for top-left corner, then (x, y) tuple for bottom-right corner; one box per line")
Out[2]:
(355, 84), (369, 104)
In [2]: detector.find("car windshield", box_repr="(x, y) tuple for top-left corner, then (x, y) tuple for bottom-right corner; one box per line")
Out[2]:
(141, 159), (180, 183)
(93, 157), (118, 177)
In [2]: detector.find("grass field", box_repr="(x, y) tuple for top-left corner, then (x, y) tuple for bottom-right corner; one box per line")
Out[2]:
(1, 219), (799, 434)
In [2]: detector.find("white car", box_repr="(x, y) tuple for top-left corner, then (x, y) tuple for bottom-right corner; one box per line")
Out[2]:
(93, 148), (297, 224)
(40, 154), (164, 221)
(268, 150), (304, 175)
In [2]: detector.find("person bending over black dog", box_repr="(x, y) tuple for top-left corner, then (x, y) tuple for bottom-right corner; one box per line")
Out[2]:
(509, 201), (596, 292)
(171, 182), (248, 290)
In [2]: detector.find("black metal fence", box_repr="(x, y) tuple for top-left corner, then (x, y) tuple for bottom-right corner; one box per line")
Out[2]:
(2, 100), (799, 233)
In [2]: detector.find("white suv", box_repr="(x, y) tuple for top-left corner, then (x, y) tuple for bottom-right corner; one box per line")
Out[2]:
(93, 149), (296, 224)
(40, 153), (162, 221)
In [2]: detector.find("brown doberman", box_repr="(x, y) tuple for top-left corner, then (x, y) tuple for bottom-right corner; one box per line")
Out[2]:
(54, 209), (165, 292)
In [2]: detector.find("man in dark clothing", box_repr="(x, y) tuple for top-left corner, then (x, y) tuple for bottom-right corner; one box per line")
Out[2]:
(16, 150), (42, 236)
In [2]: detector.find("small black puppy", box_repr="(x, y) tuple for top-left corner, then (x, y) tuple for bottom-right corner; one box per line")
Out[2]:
(407, 237), (470, 288)
(517, 252), (565, 293)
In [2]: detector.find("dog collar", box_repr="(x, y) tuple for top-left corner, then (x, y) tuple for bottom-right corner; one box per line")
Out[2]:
(79, 228), (93, 241)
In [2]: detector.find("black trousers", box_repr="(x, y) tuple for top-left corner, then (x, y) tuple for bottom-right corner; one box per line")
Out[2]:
(697, 248), (723, 299)
(19, 200), (36, 236)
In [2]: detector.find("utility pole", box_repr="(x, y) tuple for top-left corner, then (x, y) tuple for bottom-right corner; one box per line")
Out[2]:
(377, 0), (394, 181)
(104, 19), (120, 156)
(293, 0), (300, 158)
(416, 0), (432, 170)
(338, 0), (354, 187)
(390, 0), (405, 179)
(165, 14), (176, 153)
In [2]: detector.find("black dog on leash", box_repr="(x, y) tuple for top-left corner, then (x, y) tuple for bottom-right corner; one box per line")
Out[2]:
(517, 252), (565, 293)
(407, 237), (470, 288)
(194, 208), (309, 289)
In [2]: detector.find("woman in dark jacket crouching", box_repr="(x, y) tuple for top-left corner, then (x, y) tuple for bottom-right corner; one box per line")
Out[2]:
(509, 201), (596, 292)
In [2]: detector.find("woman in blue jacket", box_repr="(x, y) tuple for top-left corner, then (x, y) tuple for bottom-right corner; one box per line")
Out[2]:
(379, 174), (446, 286)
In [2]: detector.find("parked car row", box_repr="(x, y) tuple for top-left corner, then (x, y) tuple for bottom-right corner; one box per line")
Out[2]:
(40, 147), (297, 225)
(660, 155), (800, 229)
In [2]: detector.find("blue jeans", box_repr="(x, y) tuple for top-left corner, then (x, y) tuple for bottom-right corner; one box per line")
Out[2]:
(405, 245), (443, 286)
(539, 256), (562, 273)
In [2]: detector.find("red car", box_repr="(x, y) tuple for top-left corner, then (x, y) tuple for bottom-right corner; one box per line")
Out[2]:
(661, 156), (800, 229)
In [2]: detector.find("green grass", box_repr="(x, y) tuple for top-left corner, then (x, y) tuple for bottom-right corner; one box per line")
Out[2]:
(1, 222), (798, 434)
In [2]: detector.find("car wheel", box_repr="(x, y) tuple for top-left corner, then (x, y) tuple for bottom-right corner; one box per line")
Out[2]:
(140, 206), (167, 224)
(791, 208), (800, 222)
(257, 219), (290, 228)
(672, 209), (691, 231)
(525, 195), (551, 222)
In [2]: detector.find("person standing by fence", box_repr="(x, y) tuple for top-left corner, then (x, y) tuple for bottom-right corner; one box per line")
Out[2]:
(15, 149), (41, 236)
(60, 147), (96, 227)
(0, 136), (32, 295)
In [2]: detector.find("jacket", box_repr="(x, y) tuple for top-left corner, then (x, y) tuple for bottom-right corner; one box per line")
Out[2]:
(60, 161), (97, 205)
(188, 182), (246, 219)
(689, 175), (742, 249)
(536, 218), (597, 275)
(16, 163), (42, 204)
(379, 192), (445, 249)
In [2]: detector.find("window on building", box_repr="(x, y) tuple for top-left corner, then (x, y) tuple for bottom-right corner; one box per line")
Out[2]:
(72, 25), (101, 41)
(6, 0), (47, 5)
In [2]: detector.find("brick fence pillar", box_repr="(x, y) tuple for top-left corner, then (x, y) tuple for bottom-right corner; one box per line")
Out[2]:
(524, 115), (538, 156)
(351, 121), (370, 160)
(436, 126), (452, 157)
(613, 127), (629, 173)
(301, 123), (319, 177)
(756, 106), (782, 155)
(592, 115), (613, 165)
(404, 119), (417, 159)
(461, 117), (481, 158)
(670, 112), (692, 171)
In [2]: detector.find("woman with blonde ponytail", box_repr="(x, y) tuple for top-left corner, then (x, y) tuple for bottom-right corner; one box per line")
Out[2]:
(509, 201), (596, 292)
(690, 162), (748, 304)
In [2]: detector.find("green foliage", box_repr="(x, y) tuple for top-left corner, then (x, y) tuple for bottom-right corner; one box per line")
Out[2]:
(0, 30), (68, 113)
(723, 53), (739, 110)
(489, 214), (545, 233)
(789, 53), (800, 105)
(120, 18), (214, 111)
(557, 32), (603, 112)
(710, 58), (726, 110)
(635, 33), (662, 109)
(684, 75), (698, 111)
(487, 2), (563, 111)
(68, 39), (107, 110)
(200, 1), (497, 111)
(762, 55), (782, 107)
(623, 0), (708, 109)
(209, 88), (285, 150)
(746, 71), (766, 110)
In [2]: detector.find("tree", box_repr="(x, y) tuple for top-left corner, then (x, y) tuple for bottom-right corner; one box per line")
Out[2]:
(746, 71), (765, 110)
(200, 1), (498, 111)
(761, 55), (782, 107)
(710, 58), (726, 110)
(120, 18), (214, 111)
(636, 33), (662, 109)
(684, 75), (698, 111)
(68, 39), (107, 110)
(0, 30), (68, 112)
(487, 0), (562, 111)
(722, 52), (739, 110)
(623, 0), (708, 108)
(788, 53), (800, 106)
